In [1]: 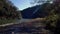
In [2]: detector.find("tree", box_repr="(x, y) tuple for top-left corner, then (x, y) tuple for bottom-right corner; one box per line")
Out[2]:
(30, 0), (60, 34)
(0, 0), (20, 24)
(43, 0), (60, 34)
(0, 0), (20, 19)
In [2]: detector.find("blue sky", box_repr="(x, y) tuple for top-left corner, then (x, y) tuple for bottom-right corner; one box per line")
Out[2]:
(10, 0), (32, 10)
(10, 0), (52, 10)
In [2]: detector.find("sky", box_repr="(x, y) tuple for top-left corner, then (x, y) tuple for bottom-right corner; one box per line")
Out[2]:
(10, 0), (53, 10)
(10, 0), (32, 10)
(10, 0), (47, 10)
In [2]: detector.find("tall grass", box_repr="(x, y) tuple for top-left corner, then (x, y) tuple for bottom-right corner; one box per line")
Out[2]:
(0, 18), (16, 25)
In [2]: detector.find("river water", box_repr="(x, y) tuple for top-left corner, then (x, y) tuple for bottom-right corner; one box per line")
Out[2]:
(0, 19), (52, 34)
(0, 24), (44, 34)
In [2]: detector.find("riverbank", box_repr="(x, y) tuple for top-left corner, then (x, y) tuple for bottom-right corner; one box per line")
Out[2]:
(0, 18), (45, 27)
(0, 18), (53, 34)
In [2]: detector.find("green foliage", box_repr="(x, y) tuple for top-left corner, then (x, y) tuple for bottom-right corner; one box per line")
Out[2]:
(40, 0), (60, 33)
(0, 0), (20, 19)
(0, 19), (16, 25)
(0, 0), (20, 25)
(46, 13), (59, 27)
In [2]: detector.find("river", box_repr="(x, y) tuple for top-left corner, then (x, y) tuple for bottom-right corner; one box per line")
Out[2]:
(0, 19), (52, 34)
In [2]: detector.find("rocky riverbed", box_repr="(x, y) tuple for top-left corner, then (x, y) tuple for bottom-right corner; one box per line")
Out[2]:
(0, 19), (53, 34)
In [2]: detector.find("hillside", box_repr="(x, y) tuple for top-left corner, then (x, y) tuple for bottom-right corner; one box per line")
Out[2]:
(21, 3), (50, 19)
(0, 0), (21, 25)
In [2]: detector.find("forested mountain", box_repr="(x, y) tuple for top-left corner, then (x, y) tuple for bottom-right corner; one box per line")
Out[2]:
(21, 5), (42, 19)
(21, 3), (51, 19)
(0, 0), (20, 19)
(0, 0), (20, 24)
